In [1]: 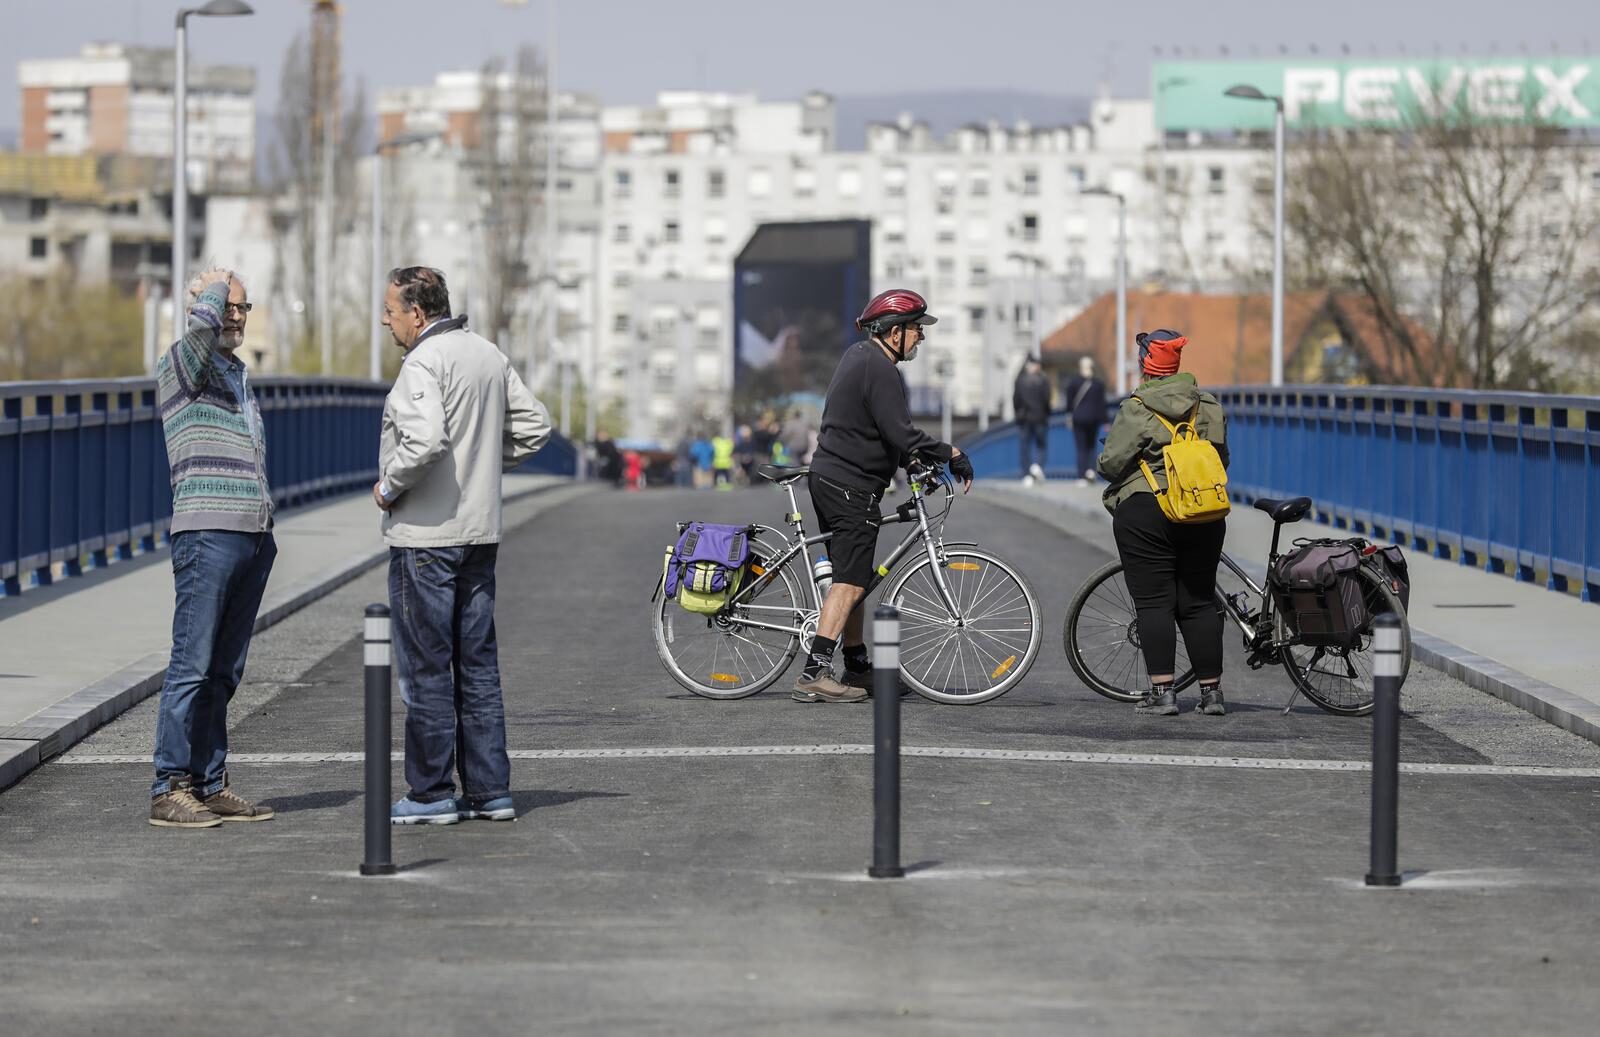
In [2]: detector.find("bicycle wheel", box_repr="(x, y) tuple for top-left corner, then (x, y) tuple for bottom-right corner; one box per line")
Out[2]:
(1280, 565), (1410, 716)
(885, 547), (1042, 704)
(1063, 559), (1200, 702)
(653, 529), (806, 699)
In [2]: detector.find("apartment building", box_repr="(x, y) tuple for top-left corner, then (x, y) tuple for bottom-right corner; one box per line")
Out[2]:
(19, 43), (256, 194)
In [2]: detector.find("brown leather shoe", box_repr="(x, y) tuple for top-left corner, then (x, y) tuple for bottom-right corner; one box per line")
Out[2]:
(202, 782), (275, 822)
(791, 672), (867, 703)
(149, 778), (223, 829)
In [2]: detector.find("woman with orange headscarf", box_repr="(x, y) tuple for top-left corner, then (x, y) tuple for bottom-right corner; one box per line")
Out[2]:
(1096, 329), (1231, 716)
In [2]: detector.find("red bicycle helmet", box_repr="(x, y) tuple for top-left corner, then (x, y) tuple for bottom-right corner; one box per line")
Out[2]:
(855, 288), (938, 334)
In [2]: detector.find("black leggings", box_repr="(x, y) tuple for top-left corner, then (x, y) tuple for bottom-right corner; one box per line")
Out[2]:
(1111, 493), (1226, 680)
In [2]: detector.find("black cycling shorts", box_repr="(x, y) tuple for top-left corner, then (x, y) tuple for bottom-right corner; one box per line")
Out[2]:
(807, 472), (883, 588)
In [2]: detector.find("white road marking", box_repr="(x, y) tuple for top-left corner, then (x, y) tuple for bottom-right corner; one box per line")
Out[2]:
(50, 744), (1600, 778)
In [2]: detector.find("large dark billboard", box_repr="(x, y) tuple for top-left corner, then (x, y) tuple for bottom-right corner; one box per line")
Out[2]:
(732, 220), (872, 424)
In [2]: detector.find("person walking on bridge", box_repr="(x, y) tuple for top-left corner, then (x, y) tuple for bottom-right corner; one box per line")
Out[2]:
(1097, 329), (1230, 717)
(149, 268), (277, 828)
(374, 267), (551, 825)
(1012, 356), (1052, 485)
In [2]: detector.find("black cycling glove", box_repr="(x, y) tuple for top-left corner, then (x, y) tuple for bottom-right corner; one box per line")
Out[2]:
(948, 453), (975, 483)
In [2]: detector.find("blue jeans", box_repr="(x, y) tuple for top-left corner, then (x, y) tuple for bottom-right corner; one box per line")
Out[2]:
(151, 531), (276, 798)
(1019, 422), (1048, 473)
(389, 544), (510, 806)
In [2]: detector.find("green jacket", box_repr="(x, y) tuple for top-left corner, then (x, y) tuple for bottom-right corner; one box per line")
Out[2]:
(1096, 373), (1229, 514)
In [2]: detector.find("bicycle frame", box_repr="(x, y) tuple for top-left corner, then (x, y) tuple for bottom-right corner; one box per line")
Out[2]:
(723, 470), (970, 639)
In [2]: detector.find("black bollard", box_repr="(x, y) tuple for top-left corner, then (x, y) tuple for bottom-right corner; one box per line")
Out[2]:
(1365, 612), (1403, 887)
(868, 604), (904, 879)
(360, 603), (397, 877)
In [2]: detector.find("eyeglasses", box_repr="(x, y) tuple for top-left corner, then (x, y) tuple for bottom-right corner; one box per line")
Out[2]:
(223, 302), (253, 315)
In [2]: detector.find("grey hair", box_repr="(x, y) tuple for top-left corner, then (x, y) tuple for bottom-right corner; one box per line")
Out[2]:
(185, 267), (247, 306)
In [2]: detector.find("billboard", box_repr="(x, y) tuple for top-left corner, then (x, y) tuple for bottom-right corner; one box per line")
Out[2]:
(1154, 57), (1600, 131)
(732, 220), (872, 424)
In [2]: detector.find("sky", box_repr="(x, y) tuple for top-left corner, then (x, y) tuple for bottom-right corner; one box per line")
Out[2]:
(2, 0), (1597, 125)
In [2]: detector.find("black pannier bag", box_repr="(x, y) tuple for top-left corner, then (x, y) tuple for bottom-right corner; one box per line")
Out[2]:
(1369, 544), (1411, 613)
(1270, 540), (1370, 650)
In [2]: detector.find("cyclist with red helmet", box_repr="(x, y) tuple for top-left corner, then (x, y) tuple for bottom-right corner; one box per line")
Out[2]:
(794, 289), (975, 703)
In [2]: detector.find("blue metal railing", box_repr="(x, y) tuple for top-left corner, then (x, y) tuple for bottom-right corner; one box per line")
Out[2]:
(959, 385), (1600, 602)
(2, 376), (575, 595)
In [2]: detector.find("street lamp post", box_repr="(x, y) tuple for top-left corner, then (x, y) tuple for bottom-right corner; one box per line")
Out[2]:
(369, 132), (442, 381)
(1153, 75), (1189, 281)
(1007, 252), (1047, 358)
(172, 0), (253, 311)
(1082, 187), (1128, 395)
(1225, 84), (1286, 387)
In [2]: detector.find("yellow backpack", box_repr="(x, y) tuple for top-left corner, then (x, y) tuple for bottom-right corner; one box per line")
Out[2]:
(1136, 401), (1230, 524)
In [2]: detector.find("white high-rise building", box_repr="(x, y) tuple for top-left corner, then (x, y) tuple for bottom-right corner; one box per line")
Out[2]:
(18, 43), (256, 194)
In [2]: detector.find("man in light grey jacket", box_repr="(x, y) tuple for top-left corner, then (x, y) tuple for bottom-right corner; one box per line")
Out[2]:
(374, 266), (551, 825)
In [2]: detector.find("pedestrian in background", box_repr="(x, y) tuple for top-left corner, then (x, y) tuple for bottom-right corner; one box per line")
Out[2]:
(1012, 356), (1052, 486)
(690, 432), (714, 488)
(711, 430), (735, 490)
(1065, 355), (1109, 486)
(374, 266), (551, 825)
(149, 268), (277, 829)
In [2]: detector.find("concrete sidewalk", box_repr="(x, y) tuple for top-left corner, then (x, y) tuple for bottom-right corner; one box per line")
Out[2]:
(0, 475), (570, 791)
(982, 477), (1600, 743)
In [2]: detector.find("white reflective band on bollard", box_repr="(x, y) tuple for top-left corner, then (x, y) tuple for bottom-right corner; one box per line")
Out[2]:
(364, 642), (390, 667)
(364, 616), (390, 644)
(1374, 625), (1402, 678)
(873, 618), (899, 670)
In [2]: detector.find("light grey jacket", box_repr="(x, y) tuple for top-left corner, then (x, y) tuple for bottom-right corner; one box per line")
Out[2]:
(379, 321), (551, 547)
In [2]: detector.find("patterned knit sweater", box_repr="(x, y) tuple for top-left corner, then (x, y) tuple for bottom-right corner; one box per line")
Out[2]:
(157, 280), (274, 534)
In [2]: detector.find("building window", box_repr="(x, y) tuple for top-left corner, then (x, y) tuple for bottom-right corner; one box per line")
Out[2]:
(614, 169), (632, 198)
(967, 305), (986, 332)
(612, 223), (631, 244)
(1022, 167), (1040, 196)
(663, 219), (680, 243)
(970, 259), (989, 286)
(612, 271), (632, 290)
(935, 257), (956, 282)
(664, 168), (680, 198)
(1208, 167), (1225, 195)
(1066, 255), (1085, 282)
(936, 218), (957, 245)
(28, 197), (48, 220)
(794, 167), (816, 197)
(1543, 173), (1564, 194)
(613, 313), (630, 333)
(838, 167), (862, 197)
(704, 216), (727, 245)
(29, 236), (47, 259)
(1066, 165), (1086, 190)
(883, 165), (908, 198)
(748, 168), (772, 198)
(1021, 214), (1039, 242)
(969, 171), (990, 197)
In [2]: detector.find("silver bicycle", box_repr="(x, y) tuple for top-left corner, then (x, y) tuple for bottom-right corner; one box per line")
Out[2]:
(652, 461), (1043, 704)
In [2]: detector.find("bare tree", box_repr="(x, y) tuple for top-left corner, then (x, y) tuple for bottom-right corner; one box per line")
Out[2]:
(1275, 97), (1600, 389)
(263, 31), (371, 374)
(470, 46), (547, 355)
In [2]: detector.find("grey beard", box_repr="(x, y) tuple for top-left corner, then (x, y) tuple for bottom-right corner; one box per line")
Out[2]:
(902, 343), (919, 362)
(218, 330), (245, 352)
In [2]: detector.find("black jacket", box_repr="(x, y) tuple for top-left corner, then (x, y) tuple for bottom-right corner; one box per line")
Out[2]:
(1012, 370), (1053, 425)
(1064, 374), (1109, 426)
(810, 341), (953, 491)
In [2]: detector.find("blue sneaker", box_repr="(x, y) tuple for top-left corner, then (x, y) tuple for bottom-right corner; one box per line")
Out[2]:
(456, 795), (516, 822)
(390, 796), (462, 825)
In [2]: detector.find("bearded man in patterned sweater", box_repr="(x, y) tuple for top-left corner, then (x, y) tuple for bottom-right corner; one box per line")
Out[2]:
(147, 268), (277, 828)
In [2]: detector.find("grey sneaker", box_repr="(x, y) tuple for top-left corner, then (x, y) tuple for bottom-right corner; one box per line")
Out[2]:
(202, 782), (275, 822)
(149, 778), (223, 829)
(1197, 685), (1226, 716)
(1135, 686), (1179, 716)
(791, 672), (867, 703)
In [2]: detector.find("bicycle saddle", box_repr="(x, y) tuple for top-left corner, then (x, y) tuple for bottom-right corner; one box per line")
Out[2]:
(1252, 496), (1314, 524)
(756, 464), (809, 485)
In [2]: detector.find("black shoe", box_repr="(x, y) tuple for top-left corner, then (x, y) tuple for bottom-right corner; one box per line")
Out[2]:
(842, 668), (913, 697)
(1135, 686), (1179, 716)
(1197, 685), (1226, 716)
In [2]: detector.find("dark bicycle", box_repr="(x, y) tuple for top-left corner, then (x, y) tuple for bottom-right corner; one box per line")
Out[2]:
(1063, 495), (1411, 716)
